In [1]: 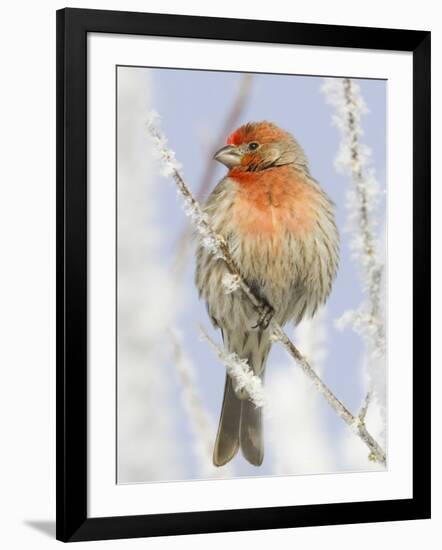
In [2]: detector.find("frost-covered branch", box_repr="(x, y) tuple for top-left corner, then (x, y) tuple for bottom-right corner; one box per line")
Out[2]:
(147, 113), (386, 465)
(199, 326), (266, 408)
(322, 78), (386, 422)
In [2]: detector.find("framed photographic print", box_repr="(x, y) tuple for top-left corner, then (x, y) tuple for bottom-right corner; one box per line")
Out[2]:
(56, 7), (431, 542)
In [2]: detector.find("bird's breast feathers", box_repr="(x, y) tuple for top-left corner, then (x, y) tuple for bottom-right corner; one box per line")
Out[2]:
(229, 169), (318, 238)
(207, 168), (326, 282)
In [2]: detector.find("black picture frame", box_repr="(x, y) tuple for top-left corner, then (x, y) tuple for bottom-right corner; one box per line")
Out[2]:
(56, 7), (431, 542)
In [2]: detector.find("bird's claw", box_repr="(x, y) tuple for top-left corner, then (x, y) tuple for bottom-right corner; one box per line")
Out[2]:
(252, 303), (274, 330)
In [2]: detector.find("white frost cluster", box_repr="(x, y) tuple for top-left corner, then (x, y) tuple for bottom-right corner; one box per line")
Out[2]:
(222, 272), (241, 294)
(199, 326), (266, 409)
(181, 200), (223, 259)
(321, 79), (368, 139)
(146, 110), (182, 177)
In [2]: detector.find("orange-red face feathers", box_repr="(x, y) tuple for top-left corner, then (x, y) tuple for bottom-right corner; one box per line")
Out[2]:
(214, 121), (308, 175)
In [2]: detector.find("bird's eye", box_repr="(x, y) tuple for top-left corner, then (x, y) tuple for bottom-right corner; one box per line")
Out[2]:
(248, 142), (259, 151)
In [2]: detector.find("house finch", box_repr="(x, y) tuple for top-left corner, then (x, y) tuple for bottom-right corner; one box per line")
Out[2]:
(195, 121), (339, 467)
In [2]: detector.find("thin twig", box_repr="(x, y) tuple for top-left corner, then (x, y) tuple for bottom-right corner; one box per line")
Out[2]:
(196, 75), (253, 202)
(358, 390), (371, 423)
(147, 115), (387, 465)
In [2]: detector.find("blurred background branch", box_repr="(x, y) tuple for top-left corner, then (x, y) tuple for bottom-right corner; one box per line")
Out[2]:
(117, 70), (184, 483)
(173, 74), (253, 278)
(170, 328), (233, 478)
(322, 77), (387, 448)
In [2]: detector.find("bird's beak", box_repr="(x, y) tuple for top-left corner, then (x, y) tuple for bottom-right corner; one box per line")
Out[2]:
(213, 145), (242, 168)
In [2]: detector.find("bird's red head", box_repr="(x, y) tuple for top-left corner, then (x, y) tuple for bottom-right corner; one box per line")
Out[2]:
(214, 121), (306, 174)
(226, 121), (289, 147)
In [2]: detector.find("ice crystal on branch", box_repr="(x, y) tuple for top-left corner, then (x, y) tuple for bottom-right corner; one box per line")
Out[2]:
(146, 111), (182, 177)
(222, 273), (241, 294)
(199, 326), (266, 409)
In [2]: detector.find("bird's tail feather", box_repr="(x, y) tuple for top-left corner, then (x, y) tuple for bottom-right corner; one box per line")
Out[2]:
(213, 330), (270, 467)
(239, 382), (264, 466)
(213, 375), (241, 466)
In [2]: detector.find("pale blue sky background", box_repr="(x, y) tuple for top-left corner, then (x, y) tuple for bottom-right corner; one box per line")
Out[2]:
(118, 66), (386, 481)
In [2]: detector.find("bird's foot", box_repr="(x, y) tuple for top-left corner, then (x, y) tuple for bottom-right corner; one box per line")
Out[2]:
(252, 302), (274, 331)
